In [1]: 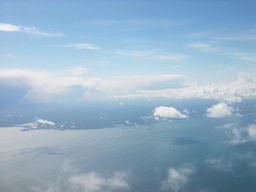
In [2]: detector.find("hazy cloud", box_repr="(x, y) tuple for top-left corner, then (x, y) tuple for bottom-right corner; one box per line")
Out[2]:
(187, 43), (219, 53)
(161, 163), (195, 192)
(205, 157), (233, 173)
(68, 172), (129, 192)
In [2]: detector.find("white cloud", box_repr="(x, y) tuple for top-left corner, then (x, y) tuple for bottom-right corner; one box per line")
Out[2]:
(205, 157), (233, 173)
(1, 69), (256, 104)
(117, 73), (256, 103)
(65, 43), (100, 50)
(206, 103), (234, 118)
(0, 23), (64, 37)
(0, 69), (186, 102)
(16, 117), (56, 129)
(153, 106), (188, 120)
(0, 23), (20, 31)
(161, 163), (195, 192)
(68, 172), (129, 192)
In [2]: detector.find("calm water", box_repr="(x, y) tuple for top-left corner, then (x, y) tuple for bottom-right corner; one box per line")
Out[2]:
(1, 101), (256, 192)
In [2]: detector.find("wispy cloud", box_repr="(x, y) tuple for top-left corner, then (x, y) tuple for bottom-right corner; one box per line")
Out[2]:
(187, 42), (256, 62)
(186, 43), (219, 53)
(65, 43), (100, 50)
(114, 49), (187, 61)
(0, 23), (64, 37)
(84, 19), (191, 28)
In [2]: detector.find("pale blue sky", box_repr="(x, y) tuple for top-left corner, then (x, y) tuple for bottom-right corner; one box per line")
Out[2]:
(1, 0), (256, 102)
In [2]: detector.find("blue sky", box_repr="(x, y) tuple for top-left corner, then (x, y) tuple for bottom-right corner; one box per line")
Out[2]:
(1, 0), (256, 103)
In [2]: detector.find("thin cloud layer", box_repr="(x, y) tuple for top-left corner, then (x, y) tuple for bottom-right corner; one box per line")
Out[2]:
(0, 23), (64, 37)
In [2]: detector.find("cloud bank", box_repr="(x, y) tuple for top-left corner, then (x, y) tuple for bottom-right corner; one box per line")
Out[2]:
(118, 73), (256, 103)
(1, 69), (256, 104)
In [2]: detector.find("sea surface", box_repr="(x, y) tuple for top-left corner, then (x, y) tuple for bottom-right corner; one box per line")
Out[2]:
(1, 100), (256, 192)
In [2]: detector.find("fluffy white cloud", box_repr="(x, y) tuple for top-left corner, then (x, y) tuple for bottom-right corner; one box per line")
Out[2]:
(153, 106), (188, 120)
(205, 157), (233, 173)
(68, 172), (129, 192)
(161, 163), (195, 192)
(206, 103), (234, 118)
(118, 73), (256, 103)
(0, 23), (64, 37)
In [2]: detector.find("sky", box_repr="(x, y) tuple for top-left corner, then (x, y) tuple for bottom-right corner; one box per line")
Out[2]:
(1, 0), (256, 104)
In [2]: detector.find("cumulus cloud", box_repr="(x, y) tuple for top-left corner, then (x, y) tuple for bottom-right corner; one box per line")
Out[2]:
(205, 157), (233, 173)
(205, 103), (234, 118)
(117, 73), (256, 103)
(153, 106), (188, 121)
(161, 163), (195, 192)
(69, 172), (129, 192)
(0, 23), (64, 37)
